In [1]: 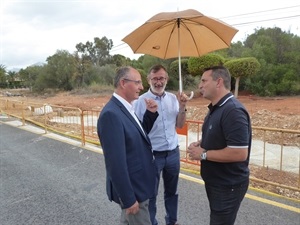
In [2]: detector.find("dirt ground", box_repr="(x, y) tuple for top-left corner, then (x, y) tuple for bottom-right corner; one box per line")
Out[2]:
(19, 90), (299, 146)
(2, 89), (300, 199)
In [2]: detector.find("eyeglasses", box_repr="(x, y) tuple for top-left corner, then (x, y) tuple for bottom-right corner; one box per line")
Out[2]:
(123, 78), (143, 85)
(150, 77), (167, 82)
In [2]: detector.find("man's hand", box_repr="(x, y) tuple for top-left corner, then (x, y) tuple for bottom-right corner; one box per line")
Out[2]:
(126, 201), (139, 215)
(144, 98), (158, 113)
(177, 92), (188, 110)
(187, 142), (203, 161)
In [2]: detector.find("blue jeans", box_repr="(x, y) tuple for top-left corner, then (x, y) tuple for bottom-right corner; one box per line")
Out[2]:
(149, 147), (180, 225)
(205, 180), (249, 225)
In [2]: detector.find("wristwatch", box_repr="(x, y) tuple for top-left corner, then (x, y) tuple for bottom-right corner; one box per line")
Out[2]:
(200, 151), (207, 161)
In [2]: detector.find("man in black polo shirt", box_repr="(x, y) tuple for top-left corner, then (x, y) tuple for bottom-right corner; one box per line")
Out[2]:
(187, 66), (251, 225)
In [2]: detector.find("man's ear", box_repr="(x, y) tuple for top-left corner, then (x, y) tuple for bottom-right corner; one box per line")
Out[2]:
(216, 77), (223, 87)
(120, 79), (126, 89)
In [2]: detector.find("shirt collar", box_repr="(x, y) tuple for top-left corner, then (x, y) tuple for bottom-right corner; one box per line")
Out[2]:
(113, 92), (134, 113)
(148, 89), (166, 99)
(208, 92), (234, 111)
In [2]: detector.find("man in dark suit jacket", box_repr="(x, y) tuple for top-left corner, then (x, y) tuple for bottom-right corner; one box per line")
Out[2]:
(97, 66), (159, 225)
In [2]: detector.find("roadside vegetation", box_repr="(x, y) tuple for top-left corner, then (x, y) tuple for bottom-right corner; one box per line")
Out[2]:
(1, 27), (299, 97)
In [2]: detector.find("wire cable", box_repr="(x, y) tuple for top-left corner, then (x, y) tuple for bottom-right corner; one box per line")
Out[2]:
(221, 5), (300, 19)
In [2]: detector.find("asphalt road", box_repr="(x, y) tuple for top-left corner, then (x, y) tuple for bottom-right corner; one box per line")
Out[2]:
(0, 119), (299, 225)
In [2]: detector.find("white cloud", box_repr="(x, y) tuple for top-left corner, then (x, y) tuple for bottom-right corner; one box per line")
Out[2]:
(1, 0), (300, 70)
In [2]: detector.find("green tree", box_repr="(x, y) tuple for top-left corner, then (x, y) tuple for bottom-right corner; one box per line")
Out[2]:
(225, 57), (260, 97)
(242, 27), (300, 96)
(73, 52), (93, 88)
(129, 58), (144, 70)
(138, 68), (149, 93)
(111, 54), (129, 67)
(33, 66), (50, 92)
(141, 55), (162, 73)
(188, 54), (225, 76)
(88, 64), (117, 86)
(19, 65), (44, 91)
(45, 50), (76, 91)
(226, 41), (245, 58)
(0, 65), (7, 88)
(169, 58), (196, 90)
(76, 36), (113, 66)
(7, 71), (18, 88)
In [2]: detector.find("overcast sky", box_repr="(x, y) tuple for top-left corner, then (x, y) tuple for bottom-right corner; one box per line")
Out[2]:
(1, 0), (300, 71)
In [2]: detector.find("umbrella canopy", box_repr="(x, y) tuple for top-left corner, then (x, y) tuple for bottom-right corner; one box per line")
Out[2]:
(122, 9), (238, 95)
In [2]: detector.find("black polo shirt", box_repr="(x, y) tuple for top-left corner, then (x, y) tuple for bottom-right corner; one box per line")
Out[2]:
(201, 93), (252, 186)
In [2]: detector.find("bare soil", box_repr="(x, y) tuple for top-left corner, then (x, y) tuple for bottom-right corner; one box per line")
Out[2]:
(2, 89), (300, 199)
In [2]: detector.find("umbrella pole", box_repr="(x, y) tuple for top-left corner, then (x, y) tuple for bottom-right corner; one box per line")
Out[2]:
(177, 18), (182, 94)
(177, 19), (194, 100)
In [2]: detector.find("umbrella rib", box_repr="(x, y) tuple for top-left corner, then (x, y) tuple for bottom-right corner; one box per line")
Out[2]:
(181, 18), (230, 56)
(164, 22), (177, 59)
(123, 11), (237, 58)
(180, 19), (202, 56)
(151, 22), (176, 59)
(122, 9), (237, 96)
(134, 22), (175, 58)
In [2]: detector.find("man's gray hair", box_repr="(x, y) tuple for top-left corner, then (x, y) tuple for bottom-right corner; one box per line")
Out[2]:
(114, 66), (131, 88)
(147, 64), (168, 78)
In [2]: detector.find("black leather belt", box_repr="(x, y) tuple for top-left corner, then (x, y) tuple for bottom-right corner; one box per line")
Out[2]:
(153, 146), (178, 157)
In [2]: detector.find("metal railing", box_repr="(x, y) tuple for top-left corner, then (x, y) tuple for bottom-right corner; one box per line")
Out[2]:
(1, 98), (299, 191)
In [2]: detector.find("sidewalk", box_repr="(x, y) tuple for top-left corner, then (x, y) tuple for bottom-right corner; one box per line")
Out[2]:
(178, 132), (300, 173)
(1, 114), (299, 174)
(0, 115), (102, 155)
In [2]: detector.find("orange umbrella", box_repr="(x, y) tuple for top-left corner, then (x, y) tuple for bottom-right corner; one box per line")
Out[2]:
(122, 9), (238, 98)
